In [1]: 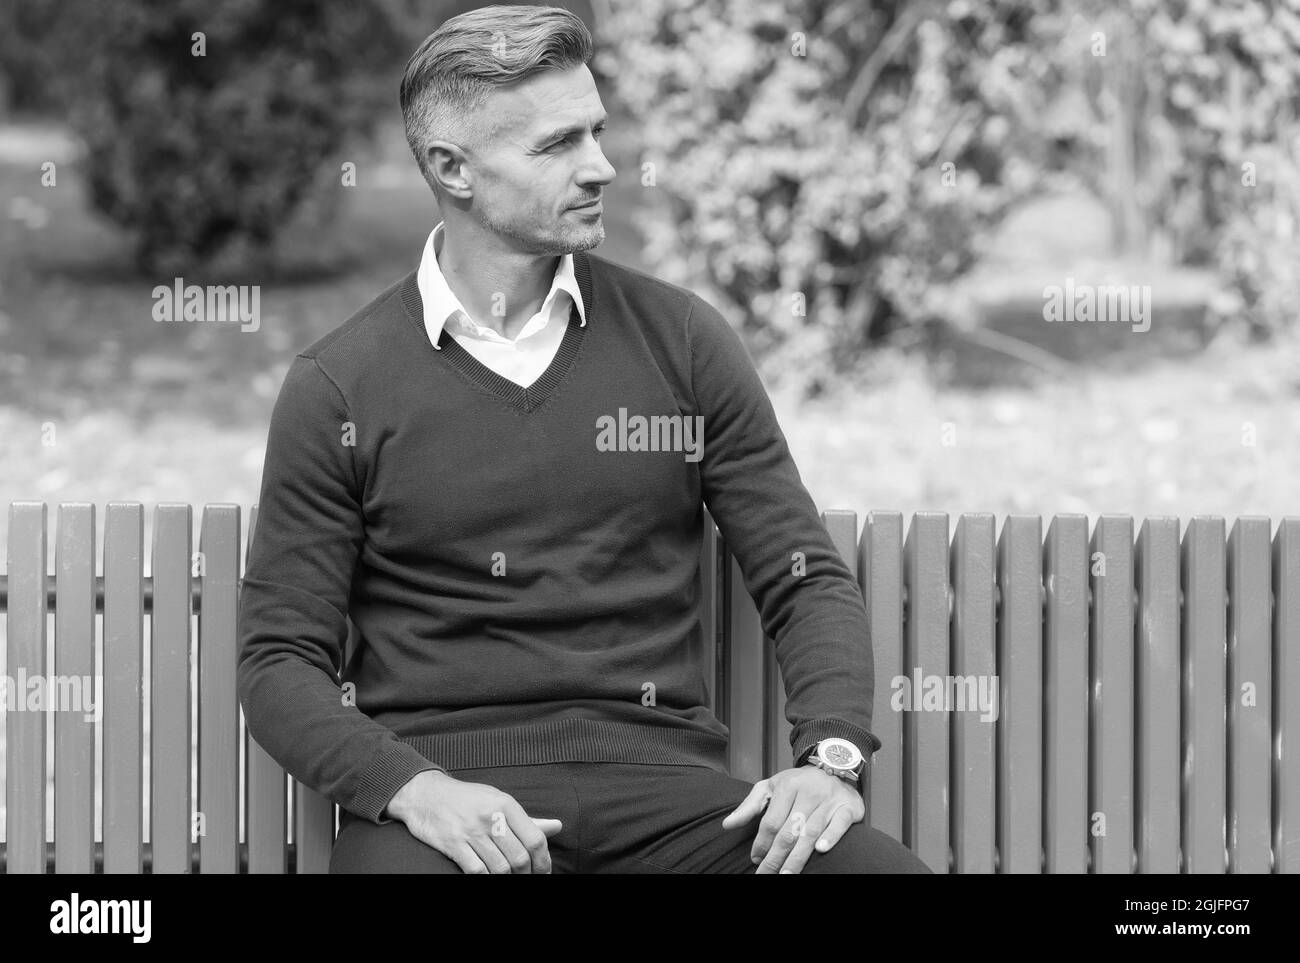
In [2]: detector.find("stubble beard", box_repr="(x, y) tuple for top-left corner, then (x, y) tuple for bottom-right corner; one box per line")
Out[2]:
(479, 202), (605, 256)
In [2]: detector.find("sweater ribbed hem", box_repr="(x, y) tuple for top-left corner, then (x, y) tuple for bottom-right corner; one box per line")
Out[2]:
(398, 718), (731, 773)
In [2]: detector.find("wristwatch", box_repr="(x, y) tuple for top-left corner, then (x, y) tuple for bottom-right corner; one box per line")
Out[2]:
(801, 737), (865, 786)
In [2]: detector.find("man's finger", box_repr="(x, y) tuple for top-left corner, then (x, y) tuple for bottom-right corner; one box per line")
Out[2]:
(448, 844), (490, 875)
(532, 817), (564, 836)
(721, 779), (772, 830)
(815, 805), (856, 854)
(505, 804), (552, 874)
(749, 785), (796, 865)
(466, 833), (512, 874)
(755, 803), (809, 874)
(491, 826), (534, 873)
(778, 806), (832, 874)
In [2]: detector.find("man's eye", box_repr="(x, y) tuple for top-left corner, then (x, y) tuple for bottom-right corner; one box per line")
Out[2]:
(545, 127), (605, 150)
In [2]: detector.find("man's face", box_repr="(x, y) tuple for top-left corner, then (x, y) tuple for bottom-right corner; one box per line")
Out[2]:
(458, 64), (616, 256)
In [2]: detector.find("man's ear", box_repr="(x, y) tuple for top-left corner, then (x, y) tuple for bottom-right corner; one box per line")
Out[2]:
(426, 141), (474, 200)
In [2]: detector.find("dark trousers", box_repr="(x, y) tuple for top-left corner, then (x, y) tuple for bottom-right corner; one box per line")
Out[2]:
(329, 761), (932, 874)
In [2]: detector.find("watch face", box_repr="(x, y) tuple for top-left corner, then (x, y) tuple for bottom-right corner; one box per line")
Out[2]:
(821, 739), (860, 769)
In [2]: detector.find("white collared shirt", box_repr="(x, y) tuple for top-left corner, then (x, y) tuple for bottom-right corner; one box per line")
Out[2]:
(416, 220), (586, 389)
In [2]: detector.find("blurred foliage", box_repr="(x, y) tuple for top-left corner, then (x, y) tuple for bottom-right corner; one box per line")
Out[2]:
(5, 0), (1295, 354)
(597, 0), (1300, 394)
(0, 0), (75, 112)
(1100, 0), (1300, 341)
(596, 0), (1079, 395)
(0, 0), (452, 274)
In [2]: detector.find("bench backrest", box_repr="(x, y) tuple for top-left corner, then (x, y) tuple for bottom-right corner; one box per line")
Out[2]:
(2, 502), (1298, 873)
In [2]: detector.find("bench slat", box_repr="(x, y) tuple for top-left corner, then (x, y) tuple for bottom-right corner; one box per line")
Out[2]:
(1227, 517), (1272, 872)
(5, 502), (48, 873)
(762, 567), (786, 778)
(997, 514), (1043, 873)
(1044, 514), (1089, 873)
(103, 502), (144, 874)
(1274, 517), (1300, 874)
(723, 540), (764, 784)
(904, 512), (950, 872)
(699, 509), (720, 717)
(1135, 517), (1180, 872)
(243, 504), (287, 874)
(150, 504), (193, 873)
(1090, 515), (1135, 873)
(951, 513), (995, 873)
(294, 782), (334, 874)
(861, 511), (904, 839)
(198, 505), (241, 872)
(1181, 516), (1227, 873)
(54, 503), (95, 873)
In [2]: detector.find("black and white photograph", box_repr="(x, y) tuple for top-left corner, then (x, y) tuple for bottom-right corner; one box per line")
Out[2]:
(0, 0), (1295, 931)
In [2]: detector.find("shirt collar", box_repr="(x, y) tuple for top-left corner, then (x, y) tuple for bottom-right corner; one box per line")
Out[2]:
(416, 220), (586, 349)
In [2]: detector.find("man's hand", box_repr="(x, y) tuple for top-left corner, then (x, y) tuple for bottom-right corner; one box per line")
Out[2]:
(721, 766), (865, 874)
(384, 770), (563, 873)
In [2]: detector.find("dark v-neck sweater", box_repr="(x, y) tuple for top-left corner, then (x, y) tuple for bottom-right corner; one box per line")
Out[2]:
(236, 249), (881, 825)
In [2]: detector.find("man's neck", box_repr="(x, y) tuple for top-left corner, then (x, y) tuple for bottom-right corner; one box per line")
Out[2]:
(437, 226), (560, 340)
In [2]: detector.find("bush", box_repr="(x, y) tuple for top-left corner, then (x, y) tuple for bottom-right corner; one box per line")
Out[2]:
(597, 0), (1300, 394)
(30, 0), (421, 274)
(596, 0), (1078, 396)
(0, 0), (81, 113)
(1117, 0), (1300, 340)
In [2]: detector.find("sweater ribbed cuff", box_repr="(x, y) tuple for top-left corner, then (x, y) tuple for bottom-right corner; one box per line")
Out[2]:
(791, 718), (881, 802)
(352, 741), (446, 826)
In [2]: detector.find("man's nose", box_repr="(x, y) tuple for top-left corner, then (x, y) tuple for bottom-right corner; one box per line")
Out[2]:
(580, 142), (616, 187)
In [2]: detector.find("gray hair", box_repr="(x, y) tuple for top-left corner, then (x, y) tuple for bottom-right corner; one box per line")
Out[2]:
(400, 4), (594, 192)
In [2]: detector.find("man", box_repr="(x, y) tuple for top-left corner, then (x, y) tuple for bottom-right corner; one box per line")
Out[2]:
(236, 4), (929, 875)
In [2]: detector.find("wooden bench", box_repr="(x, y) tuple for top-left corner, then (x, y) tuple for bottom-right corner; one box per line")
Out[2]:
(2, 501), (1297, 873)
